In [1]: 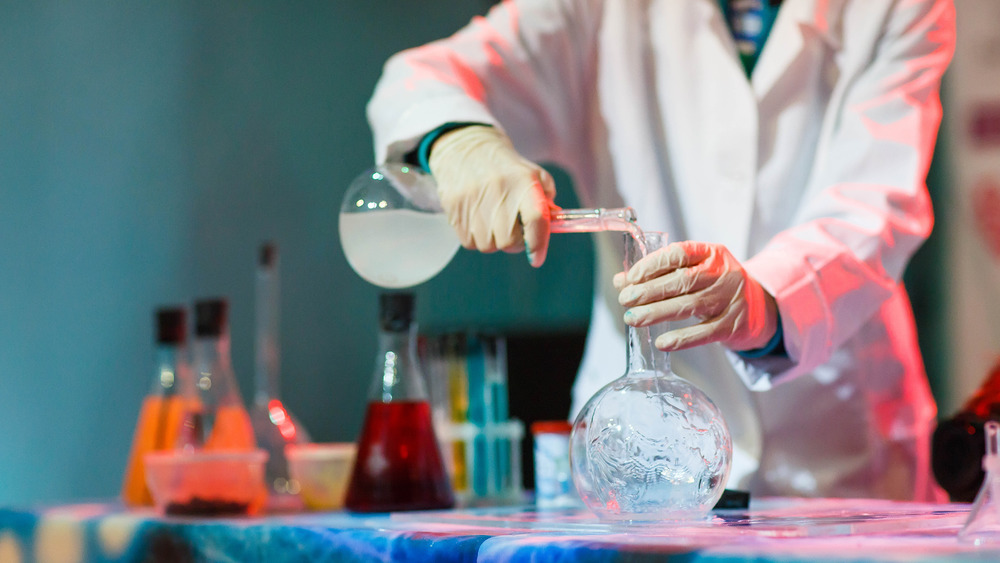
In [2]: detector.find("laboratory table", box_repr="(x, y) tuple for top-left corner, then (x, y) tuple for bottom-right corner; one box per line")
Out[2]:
(0, 497), (996, 562)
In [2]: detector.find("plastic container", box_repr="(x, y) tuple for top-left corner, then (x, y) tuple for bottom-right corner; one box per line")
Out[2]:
(286, 443), (357, 510)
(531, 420), (577, 508)
(143, 450), (269, 516)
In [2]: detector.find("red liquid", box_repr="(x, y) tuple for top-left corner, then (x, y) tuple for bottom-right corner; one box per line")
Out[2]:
(345, 400), (455, 512)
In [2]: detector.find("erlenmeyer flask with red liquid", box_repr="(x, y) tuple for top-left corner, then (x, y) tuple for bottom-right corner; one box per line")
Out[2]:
(344, 292), (455, 512)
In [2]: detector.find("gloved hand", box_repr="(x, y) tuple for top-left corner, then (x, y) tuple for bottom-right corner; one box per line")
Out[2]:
(428, 125), (558, 267)
(613, 241), (779, 353)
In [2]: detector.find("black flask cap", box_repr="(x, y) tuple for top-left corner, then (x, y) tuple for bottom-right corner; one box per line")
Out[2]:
(195, 298), (229, 337)
(379, 292), (414, 332)
(156, 307), (187, 344)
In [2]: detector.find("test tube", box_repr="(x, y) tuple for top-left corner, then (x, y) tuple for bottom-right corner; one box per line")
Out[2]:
(550, 207), (638, 234)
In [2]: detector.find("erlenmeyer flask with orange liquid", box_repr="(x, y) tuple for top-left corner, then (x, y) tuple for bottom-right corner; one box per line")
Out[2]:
(344, 292), (455, 512)
(121, 307), (195, 506)
(176, 298), (257, 452)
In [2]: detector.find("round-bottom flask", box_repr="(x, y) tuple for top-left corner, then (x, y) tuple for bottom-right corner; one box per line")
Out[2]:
(570, 231), (732, 522)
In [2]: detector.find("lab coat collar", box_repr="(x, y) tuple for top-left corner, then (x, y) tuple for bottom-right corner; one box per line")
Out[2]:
(751, 0), (846, 99)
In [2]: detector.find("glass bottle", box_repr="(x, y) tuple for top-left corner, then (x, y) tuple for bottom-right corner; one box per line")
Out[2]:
(932, 359), (1000, 502)
(570, 231), (733, 522)
(344, 292), (455, 512)
(249, 242), (311, 500)
(121, 307), (193, 506)
(177, 298), (256, 451)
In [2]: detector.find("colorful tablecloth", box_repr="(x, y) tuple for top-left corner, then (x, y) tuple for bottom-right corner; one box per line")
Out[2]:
(0, 497), (996, 562)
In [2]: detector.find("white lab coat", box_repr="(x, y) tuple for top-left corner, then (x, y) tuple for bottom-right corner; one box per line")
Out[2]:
(367, 0), (955, 500)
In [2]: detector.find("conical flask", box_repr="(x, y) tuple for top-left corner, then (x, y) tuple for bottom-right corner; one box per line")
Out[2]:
(249, 242), (311, 500)
(177, 298), (256, 451)
(344, 292), (455, 512)
(121, 307), (194, 506)
(570, 231), (732, 522)
(339, 162), (640, 289)
(959, 421), (1000, 545)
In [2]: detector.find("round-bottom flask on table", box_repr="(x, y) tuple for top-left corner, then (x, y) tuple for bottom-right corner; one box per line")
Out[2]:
(570, 231), (732, 522)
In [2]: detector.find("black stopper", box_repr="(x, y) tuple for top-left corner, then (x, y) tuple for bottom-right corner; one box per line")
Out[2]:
(379, 292), (414, 332)
(259, 242), (277, 268)
(932, 414), (987, 502)
(195, 298), (229, 337)
(156, 307), (187, 345)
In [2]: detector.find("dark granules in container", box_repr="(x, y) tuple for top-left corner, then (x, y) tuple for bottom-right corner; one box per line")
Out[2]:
(165, 497), (250, 516)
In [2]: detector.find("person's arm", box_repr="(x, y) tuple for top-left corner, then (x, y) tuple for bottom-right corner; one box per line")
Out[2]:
(738, 0), (956, 385)
(366, 0), (602, 265)
(367, 0), (600, 165)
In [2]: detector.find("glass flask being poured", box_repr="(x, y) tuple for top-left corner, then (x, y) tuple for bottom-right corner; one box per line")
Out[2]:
(570, 231), (733, 522)
(177, 298), (257, 451)
(344, 292), (455, 512)
(339, 164), (460, 288)
(959, 420), (1000, 545)
(339, 162), (640, 289)
(249, 242), (311, 501)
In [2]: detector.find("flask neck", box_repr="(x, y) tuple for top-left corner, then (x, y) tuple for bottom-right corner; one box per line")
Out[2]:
(152, 343), (186, 396)
(370, 324), (428, 403)
(193, 333), (242, 407)
(254, 264), (280, 404)
(622, 230), (671, 377)
(626, 323), (671, 377)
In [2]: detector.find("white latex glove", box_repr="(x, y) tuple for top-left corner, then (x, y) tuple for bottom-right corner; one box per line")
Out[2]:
(428, 125), (558, 267)
(613, 241), (779, 353)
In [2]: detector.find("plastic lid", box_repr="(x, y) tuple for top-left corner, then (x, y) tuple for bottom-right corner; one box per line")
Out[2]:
(156, 307), (187, 344)
(194, 298), (229, 337)
(531, 420), (573, 435)
(379, 292), (414, 332)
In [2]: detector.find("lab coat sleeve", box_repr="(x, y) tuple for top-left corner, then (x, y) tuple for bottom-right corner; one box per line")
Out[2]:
(738, 0), (956, 387)
(366, 0), (601, 168)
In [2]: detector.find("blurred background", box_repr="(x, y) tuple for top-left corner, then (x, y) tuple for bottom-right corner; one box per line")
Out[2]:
(0, 1), (997, 505)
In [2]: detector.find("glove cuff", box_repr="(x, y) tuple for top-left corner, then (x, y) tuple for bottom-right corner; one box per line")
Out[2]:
(735, 315), (786, 359)
(411, 122), (491, 173)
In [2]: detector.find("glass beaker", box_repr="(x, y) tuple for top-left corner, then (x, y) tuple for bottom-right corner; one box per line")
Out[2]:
(339, 163), (640, 289)
(569, 231), (733, 522)
(249, 243), (311, 501)
(344, 292), (455, 512)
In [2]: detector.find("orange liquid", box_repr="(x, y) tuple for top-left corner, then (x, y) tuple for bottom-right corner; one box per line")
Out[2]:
(203, 404), (257, 450)
(121, 395), (190, 506)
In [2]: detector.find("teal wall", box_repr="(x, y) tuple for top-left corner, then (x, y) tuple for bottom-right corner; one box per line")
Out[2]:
(0, 2), (593, 505)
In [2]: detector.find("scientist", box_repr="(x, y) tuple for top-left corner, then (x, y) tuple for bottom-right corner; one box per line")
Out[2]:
(366, 0), (956, 500)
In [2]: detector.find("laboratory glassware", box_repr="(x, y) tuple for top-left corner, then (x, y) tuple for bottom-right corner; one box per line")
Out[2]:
(932, 359), (1000, 502)
(249, 242), (311, 501)
(344, 292), (455, 512)
(570, 231), (733, 522)
(339, 164), (459, 288)
(339, 162), (639, 289)
(121, 307), (194, 506)
(959, 420), (1000, 545)
(176, 298), (257, 451)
